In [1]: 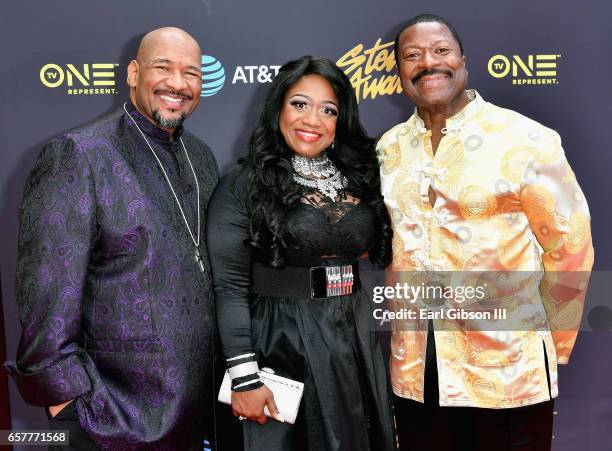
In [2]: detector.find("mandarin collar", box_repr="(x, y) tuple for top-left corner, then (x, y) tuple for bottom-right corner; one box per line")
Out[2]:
(124, 101), (184, 143)
(406, 89), (484, 136)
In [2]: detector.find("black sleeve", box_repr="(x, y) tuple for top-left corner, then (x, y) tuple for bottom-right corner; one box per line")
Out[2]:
(207, 167), (262, 390)
(4, 137), (94, 405)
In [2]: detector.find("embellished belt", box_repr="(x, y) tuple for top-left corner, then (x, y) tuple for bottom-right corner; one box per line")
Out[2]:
(252, 262), (360, 299)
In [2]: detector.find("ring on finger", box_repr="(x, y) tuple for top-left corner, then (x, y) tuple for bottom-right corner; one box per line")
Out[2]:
(238, 415), (247, 421)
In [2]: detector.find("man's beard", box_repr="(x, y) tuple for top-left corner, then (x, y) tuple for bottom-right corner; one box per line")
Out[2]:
(152, 109), (186, 130)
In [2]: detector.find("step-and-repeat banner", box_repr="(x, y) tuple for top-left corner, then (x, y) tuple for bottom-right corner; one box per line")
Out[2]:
(1, 1), (611, 449)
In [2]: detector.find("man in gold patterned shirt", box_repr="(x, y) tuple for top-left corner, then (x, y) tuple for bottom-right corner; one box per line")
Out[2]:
(378, 14), (593, 451)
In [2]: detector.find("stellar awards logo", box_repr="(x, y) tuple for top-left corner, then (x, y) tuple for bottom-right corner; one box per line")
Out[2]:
(487, 53), (561, 86)
(336, 38), (402, 103)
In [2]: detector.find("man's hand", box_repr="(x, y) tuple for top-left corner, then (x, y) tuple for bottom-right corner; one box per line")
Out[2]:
(48, 400), (73, 418)
(231, 385), (284, 424)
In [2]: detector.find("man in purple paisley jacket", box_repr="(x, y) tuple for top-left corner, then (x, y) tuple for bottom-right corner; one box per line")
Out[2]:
(4, 28), (219, 450)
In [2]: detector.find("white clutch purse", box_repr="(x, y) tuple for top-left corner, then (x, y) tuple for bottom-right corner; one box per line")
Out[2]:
(218, 367), (304, 425)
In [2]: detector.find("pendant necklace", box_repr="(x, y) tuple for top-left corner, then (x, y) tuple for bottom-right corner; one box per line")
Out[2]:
(123, 102), (205, 273)
(291, 152), (347, 201)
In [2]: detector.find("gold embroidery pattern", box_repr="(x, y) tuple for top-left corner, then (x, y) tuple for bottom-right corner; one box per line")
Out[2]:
(381, 142), (401, 175)
(377, 91), (593, 408)
(458, 186), (498, 221)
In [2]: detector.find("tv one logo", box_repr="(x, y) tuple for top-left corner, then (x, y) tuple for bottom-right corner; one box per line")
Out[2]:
(487, 54), (560, 86)
(40, 63), (118, 95)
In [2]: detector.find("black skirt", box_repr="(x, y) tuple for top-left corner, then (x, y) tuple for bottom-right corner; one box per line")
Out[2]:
(243, 264), (396, 451)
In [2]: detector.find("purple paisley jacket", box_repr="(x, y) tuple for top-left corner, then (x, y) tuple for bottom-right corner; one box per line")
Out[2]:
(5, 102), (219, 450)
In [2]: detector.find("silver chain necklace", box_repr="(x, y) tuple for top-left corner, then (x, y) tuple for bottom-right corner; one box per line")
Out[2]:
(291, 153), (347, 200)
(123, 103), (205, 273)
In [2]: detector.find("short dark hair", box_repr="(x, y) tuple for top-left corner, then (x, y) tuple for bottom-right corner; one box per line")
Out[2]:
(394, 14), (464, 65)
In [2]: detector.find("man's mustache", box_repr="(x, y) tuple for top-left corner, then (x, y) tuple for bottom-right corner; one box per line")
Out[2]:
(412, 69), (452, 83)
(154, 89), (193, 100)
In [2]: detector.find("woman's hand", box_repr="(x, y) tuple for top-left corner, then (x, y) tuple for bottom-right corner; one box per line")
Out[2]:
(231, 385), (285, 424)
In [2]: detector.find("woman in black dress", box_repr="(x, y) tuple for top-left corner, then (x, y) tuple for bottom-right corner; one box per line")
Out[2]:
(207, 56), (395, 450)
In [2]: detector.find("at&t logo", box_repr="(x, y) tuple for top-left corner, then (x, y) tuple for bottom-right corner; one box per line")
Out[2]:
(40, 63), (118, 95)
(231, 65), (281, 84)
(487, 54), (561, 86)
(201, 55), (225, 97)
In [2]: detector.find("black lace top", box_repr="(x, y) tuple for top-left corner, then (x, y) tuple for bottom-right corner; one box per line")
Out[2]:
(207, 166), (379, 359)
(284, 187), (377, 266)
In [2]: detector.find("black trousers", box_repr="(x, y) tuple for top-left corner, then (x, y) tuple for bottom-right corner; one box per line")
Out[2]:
(394, 325), (554, 451)
(47, 402), (99, 451)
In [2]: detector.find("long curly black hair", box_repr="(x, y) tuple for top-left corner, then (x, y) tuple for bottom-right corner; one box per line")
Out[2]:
(240, 55), (392, 268)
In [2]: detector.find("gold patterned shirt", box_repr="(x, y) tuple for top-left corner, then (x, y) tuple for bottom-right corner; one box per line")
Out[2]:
(377, 90), (593, 408)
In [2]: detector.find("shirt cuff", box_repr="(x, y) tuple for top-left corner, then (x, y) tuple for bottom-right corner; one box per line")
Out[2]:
(4, 352), (91, 406)
(233, 379), (264, 392)
(226, 353), (260, 391)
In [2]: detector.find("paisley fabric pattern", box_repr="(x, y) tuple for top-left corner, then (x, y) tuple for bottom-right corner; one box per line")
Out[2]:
(5, 102), (219, 450)
(377, 91), (593, 408)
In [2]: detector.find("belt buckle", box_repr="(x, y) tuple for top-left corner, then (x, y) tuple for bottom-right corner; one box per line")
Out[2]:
(310, 265), (355, 299)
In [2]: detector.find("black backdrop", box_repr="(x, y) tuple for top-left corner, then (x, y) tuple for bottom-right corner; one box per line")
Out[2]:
(1, 1), (611, 449)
